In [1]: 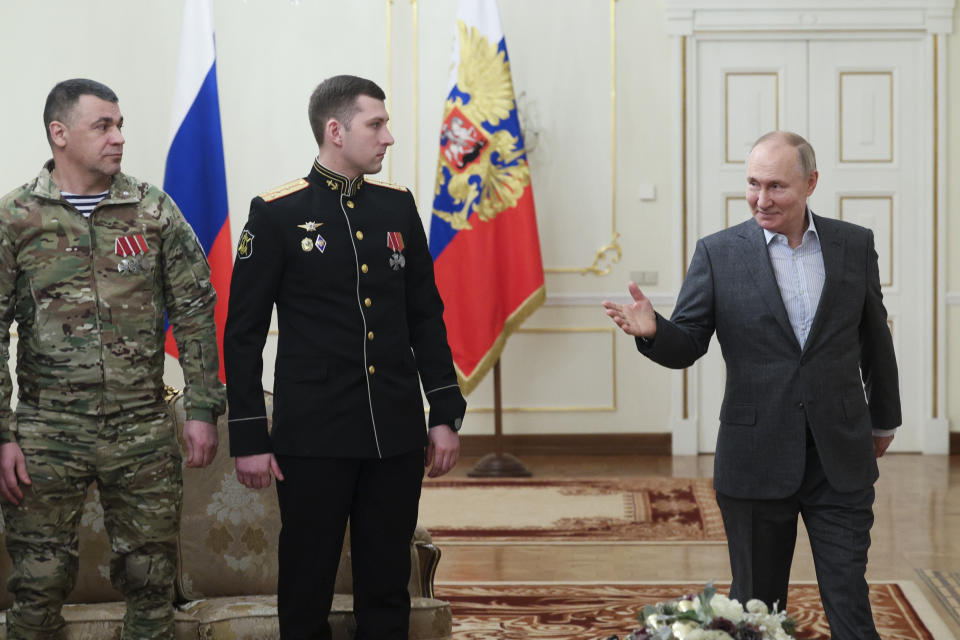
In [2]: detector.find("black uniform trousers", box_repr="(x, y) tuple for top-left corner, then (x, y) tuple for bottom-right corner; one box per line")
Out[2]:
(715, 426), (879, 640)
(275, 450), (424, 640)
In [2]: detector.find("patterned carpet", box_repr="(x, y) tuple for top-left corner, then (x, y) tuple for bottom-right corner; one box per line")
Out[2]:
(419, 478), (725, 543)
(438, 582), (939, 640)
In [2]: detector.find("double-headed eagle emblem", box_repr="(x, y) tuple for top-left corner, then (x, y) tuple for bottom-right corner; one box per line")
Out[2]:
(432, 22), (531, 231)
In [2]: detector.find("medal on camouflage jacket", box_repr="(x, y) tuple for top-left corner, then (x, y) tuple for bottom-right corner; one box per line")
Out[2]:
(387, 231), (405, 270)
(116, 234), (150, 274)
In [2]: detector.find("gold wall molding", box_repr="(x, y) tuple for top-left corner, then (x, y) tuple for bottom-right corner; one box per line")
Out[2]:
(384, 0), (417, 198)
(723, 71), (779, 164)
(838, 71), (894, 163)
(464, 327), (617, 413)
(724, 195), (748, 229)
(838, 195), (894, 287)
(681, 35), (688, 420)
(386, 0), (393, 181)
(932, 34), (939, 417)
(544, 0), (621, 277)
(412, 0), (419, 204)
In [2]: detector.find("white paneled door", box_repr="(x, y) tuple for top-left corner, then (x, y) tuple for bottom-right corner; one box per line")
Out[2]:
(693, 36), (929, 453)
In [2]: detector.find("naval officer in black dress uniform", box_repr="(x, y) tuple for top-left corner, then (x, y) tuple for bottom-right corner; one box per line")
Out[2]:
(224, 75), (466, 640)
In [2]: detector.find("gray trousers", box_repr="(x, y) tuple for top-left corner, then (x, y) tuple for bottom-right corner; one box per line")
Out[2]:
(716, 427), (879, 640)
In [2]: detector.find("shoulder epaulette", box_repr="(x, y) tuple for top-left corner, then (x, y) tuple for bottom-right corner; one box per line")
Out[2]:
(259, 178), (309, 202)
(364, 177), (409, 193)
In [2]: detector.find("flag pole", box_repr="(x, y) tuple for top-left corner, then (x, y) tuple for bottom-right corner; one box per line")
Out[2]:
(468, 359), (532, 477)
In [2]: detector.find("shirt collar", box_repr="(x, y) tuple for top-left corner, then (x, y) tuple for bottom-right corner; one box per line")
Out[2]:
(310, 158), (364, 197)
(763, 207), (818, 246)
(32, 159), (140, 205)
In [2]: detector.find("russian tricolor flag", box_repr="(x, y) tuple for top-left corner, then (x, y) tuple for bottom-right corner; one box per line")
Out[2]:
(163, 0), (231, 382)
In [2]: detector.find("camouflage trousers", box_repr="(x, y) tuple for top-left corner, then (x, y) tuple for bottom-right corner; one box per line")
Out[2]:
(2, 403), (182, 640)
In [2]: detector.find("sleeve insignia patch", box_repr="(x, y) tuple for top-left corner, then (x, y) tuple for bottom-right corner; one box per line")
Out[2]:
(365, 177), (409, 192)
(237, 229), (255, 259)
(259, 178), (309, 202)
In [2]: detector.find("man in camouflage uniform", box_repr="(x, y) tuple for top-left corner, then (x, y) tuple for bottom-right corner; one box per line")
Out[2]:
(0, 79), (225, 639)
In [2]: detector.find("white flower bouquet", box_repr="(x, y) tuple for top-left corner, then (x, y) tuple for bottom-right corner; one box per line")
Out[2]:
(606, 583), (797, 640)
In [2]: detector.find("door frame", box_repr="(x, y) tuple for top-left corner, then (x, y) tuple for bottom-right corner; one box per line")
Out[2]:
(664, 0), (954, 454)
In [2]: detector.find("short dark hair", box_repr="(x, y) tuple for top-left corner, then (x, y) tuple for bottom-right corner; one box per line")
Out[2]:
(44, 78), (119, 145)
(308, 75), (386, 147)
(751, 130), (817, 176)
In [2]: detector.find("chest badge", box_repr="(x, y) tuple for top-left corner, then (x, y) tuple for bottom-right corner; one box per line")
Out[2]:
(297, 221), (323, 232)
(315, 234), (327, 253)
(301, 238), (313, 252)
(116, 234), (150, 274)
(387, 231), (405, 270)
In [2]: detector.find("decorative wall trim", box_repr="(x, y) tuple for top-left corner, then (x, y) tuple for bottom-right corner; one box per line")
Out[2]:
(460, 433), (672, 457)
(838, 72), (895, 163)
(545, 0), (622, 276)
(948, 292), (960, 306)
(838, 195), (895, 287)
(665, 1), (955, 36)
(463, 327), (617, 414)
(543, 293), (677, 307)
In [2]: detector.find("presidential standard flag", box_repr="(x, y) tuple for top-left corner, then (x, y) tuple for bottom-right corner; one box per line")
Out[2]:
(429, 0), (545, 395)
(163, 0), (231, 381)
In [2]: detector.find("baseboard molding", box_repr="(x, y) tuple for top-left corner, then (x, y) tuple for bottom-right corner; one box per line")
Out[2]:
(459, 433), (672, 457)
(951, 432), (960, 455)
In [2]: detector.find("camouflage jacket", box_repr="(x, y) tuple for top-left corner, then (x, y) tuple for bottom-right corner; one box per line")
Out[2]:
(0, 162), (225, 442)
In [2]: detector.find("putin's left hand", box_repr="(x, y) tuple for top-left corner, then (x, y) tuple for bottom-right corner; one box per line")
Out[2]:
(873, 434), (894, 458)
(184, 420), (219, 468)
(426, 425), (460, 478)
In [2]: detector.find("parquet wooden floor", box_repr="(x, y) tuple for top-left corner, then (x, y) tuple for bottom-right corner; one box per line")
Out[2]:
(430, 453), (960, 638)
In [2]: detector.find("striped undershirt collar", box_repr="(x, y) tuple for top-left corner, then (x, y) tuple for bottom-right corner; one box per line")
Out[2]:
(62, 190), (109, 218)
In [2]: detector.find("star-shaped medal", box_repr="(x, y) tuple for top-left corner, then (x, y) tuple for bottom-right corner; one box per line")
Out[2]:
(297, 221), (323, 232)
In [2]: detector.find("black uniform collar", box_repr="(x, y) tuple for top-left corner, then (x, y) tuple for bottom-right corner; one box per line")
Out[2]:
(310, 159), (364, 197)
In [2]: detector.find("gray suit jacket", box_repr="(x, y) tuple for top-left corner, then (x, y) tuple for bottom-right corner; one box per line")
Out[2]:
(640, 214), (901, 499)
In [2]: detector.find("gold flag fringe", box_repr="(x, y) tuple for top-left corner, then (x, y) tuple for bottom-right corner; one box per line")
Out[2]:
(455, 284), (546, 396)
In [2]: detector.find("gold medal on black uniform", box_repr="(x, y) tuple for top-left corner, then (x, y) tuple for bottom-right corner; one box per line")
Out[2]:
(301, 238), (313, 252)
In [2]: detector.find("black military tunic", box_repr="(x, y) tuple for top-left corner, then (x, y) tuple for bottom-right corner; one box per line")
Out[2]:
(224, 160), (465, 459)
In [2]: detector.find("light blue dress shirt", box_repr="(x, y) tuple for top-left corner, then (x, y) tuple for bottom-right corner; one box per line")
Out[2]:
(762, 210), (895, 438)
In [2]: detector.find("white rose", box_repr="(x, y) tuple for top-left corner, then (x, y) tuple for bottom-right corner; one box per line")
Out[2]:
(685, 631), (734, 640)
(773, 628), (793, 640)
(671, 620), (700, 639)
(758, 613), (784, 631)
(677, 599), (697, 612)
(646, 614), (662, 629)
(745, 599), (768, 614)
(709, 594), (744, 624)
